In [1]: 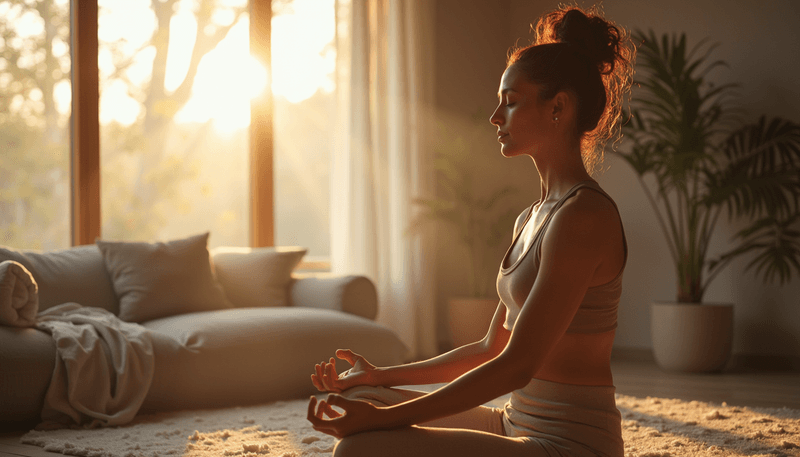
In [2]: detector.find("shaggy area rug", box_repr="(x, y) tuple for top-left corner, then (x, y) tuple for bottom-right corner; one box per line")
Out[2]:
(20, 393), (800, 457)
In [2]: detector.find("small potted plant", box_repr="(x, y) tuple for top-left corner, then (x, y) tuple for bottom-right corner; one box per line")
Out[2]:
(616, 30), (800, 372)
(410, 115), (518, 348)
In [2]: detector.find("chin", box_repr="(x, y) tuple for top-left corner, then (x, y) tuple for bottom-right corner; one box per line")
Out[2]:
(500, 145), (523, 159)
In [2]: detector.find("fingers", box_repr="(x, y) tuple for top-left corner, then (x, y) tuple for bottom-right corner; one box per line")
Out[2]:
(307, 396), (344, 439)
(320, 400), (343, 419)
(324, 363), (339, 390)
(307, 396), (319, 424)
(315, 362), (324, 382)
(320, 362), (340, 393)
(312, 359), (340, 392)
(336, 348), (357, 365)
(311, 362), (326, 391)
(310, 373), (324, 391)
(326, 393), (354, 410)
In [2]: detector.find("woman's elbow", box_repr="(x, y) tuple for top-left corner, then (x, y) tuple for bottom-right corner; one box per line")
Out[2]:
(492, 353), (536, 391)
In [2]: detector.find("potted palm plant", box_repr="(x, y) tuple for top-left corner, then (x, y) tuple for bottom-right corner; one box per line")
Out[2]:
(410, 115), (518, 348)
(616, 30), (800, 372)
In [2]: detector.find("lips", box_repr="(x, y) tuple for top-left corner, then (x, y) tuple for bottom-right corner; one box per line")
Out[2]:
(497, 133), (509, 143)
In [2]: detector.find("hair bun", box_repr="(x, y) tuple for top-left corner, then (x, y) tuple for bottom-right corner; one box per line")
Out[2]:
(536, 7), (622, 75)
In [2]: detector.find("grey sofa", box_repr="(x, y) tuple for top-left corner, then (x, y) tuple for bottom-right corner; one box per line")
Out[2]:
(0, 239), (407, 431)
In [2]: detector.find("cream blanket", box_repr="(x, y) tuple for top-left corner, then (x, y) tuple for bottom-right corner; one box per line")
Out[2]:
(0, 260), (38, 327)
(34, 303), (155, 429)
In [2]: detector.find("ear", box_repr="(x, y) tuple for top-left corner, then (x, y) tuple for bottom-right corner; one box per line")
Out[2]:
(551, 90), (576, 123)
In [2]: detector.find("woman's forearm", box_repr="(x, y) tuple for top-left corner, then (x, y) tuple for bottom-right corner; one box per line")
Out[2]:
(382, 352), (528, 428)
(370, 301), (511, 388)
(373, 339), (496, 387)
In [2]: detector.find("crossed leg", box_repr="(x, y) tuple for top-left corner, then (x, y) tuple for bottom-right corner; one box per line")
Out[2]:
(331, 386), (559, 457)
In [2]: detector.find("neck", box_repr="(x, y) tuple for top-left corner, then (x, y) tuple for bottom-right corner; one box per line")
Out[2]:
(532, 140), (592, 204)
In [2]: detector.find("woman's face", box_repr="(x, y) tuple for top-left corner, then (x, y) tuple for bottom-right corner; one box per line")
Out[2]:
(489, 64), (555, 159)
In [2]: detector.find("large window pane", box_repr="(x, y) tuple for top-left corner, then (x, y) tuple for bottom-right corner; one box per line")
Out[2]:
(0, 0), (71, 250)
(98, 0), (255, 248)
(272, 0), (335, 260)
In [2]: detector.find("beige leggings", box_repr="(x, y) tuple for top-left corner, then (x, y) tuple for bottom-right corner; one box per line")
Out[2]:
(333, 386), (574, 457)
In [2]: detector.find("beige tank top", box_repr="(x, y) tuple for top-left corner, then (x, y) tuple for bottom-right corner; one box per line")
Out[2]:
(496, 181), (627, 334)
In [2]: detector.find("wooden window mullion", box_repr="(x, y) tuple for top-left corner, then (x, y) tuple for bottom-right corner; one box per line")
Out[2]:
(249, 0), (274, 247)
(70, 0), (100, 246)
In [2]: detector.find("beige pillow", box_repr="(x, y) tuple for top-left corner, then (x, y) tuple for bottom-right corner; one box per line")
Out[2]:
(211, 246), (306, 308)
(0, 245), (117, 314)
(97, 233), (233, 323)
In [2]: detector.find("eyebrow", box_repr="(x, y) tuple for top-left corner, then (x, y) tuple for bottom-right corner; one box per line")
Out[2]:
(497, 88), (518, 99)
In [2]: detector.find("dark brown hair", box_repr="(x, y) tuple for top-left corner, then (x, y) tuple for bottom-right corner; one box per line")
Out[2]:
(507, 6), (634, 173)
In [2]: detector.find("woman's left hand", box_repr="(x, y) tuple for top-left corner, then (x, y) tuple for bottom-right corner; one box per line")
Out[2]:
(306, 394), (392, 439)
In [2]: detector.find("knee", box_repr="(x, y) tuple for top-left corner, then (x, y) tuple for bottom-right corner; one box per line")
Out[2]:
(332, 430), (396, 457)
(331, 435), (365, 457)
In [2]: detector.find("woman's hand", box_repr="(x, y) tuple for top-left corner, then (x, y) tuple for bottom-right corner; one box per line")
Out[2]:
(307, 394), (391, 439)
(310, 349), (377, 393)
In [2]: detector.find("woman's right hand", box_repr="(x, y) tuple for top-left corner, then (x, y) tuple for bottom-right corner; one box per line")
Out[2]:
(311, 349), (378, 393)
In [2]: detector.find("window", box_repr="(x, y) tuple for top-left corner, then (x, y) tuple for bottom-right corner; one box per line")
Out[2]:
(0, 0), (72, 250)
(1, 0), (337, 265)
(272, 0), (336, 263)
(97, 0), (255, 248)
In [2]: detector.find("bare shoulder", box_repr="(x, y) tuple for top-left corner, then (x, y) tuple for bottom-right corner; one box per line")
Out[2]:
(553, 188), (619, 233)
(543, 188), (624, 283)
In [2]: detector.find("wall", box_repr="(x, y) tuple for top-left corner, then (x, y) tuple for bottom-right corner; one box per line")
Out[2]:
(432, 0), (800, 360)
(431, 0), (540, 351)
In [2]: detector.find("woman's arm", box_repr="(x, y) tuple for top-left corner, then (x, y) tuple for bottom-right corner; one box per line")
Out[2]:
(313, 302), (511, 391)
(379, 206), (531, 386)
(310, 193), (615, 436)
(373, 301), (511, 386)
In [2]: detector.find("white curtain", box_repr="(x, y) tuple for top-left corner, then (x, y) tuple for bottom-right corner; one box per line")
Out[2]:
(331, 0), (437, 360)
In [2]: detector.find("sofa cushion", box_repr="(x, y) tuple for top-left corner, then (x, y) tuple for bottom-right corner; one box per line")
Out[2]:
(97, 232), (233, 323)
(211, 246), (306, 308)
(290, 273), (378, 320)
(0, 245), (118, 314)
(140, 307), (408, 411)
(0, 326), (57, 429)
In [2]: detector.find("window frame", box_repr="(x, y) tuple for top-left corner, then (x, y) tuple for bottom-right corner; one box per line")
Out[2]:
(70, 0), (274, 248)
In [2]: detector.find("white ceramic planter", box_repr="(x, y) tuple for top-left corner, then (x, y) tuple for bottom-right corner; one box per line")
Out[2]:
(448, 297), (498, 348)
(651, 302), (734, 373)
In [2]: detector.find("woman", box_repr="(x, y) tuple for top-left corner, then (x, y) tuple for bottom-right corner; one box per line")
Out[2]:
(307, 5), (634, 457)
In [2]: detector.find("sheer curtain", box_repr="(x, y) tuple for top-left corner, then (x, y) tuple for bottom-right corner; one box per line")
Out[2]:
(330, 0), (437, 359)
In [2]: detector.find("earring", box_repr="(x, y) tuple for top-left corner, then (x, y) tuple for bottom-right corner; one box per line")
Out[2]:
(553, 117), (559, 122)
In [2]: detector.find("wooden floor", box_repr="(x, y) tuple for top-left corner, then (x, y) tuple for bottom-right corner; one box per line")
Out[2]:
(2, 355), (799, 457)
(611, 355), (800, 410)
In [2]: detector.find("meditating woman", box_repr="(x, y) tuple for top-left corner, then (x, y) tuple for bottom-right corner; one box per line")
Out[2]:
(307, 5), (634, 457)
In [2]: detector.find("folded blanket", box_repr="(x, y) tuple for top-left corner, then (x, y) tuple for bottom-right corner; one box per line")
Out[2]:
(35, 303), (155, 429)
(0, 260), (38, 327)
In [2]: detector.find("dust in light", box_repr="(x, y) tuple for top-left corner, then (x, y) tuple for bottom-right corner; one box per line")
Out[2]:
(55, 0), (335, 132)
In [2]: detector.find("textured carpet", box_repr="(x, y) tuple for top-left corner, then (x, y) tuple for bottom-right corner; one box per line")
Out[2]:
(20, 393), (800, 457)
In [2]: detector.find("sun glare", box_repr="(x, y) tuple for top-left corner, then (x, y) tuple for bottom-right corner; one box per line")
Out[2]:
(92, 0), (335, 131)
(173, 17), (268, 132)
(270, 0), (336, 104)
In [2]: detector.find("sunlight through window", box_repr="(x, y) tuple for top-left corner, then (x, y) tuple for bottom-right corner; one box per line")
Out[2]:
(0, 0), (71, 250)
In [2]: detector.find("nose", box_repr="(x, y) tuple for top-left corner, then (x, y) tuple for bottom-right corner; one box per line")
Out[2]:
(489, 104), (503, 126)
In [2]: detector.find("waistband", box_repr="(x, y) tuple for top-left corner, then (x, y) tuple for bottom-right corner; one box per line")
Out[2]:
(503, 378), (623, 457)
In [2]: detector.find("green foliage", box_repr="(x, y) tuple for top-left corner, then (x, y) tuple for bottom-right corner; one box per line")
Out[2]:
(616, 30), (800, 303)
(409, 115), (518, 298)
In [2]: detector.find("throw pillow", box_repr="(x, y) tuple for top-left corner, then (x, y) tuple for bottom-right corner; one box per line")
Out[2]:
(0, 245), (118, 314)
(211, 246), (306, 308)
(0, 260), (38, 327)
(97, 232), (233, 323)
